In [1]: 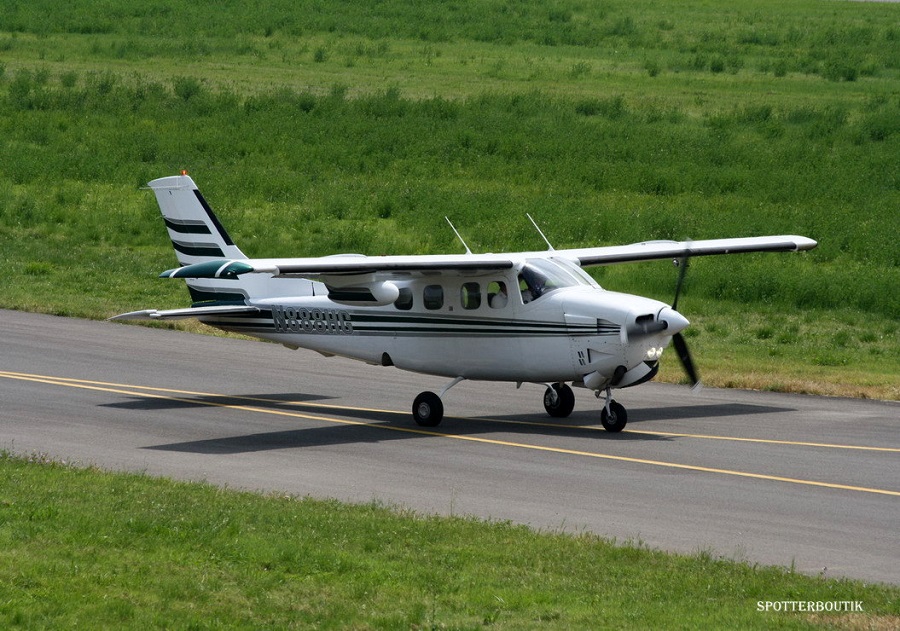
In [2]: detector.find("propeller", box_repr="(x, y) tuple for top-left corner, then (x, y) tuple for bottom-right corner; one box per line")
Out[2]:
(623, 246), (701, 389)
(671, 251), (701, 389)
(672, 332), (700, 388)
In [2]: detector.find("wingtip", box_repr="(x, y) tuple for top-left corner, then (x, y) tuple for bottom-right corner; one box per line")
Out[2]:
(789, 236), (818, 251)
(108, 309), (158, 321)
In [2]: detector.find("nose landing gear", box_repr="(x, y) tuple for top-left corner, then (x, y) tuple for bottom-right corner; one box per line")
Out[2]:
(598, 386), (628, 433)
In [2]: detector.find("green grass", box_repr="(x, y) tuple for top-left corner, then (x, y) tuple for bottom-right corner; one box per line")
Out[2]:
(2, 452), (898, 629)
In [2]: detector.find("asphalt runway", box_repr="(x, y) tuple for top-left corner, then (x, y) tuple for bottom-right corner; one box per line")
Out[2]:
(1, 309), (898, 584)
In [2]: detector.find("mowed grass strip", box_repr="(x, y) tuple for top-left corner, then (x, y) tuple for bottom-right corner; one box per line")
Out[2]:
(1, 452), (898, 629)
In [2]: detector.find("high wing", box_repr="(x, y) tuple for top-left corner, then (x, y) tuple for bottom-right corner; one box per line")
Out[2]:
(159, 254), (516, 282)
(559, 235), (818, 267)
(158, 235), (816, 281)
(253, 254), (514, 278)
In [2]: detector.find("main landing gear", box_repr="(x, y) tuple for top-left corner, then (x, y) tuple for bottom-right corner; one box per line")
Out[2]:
(412, 377), (464, 427)
(412, 391), (443, 427)
(543, 383), (575, 418)
(413, 379), (627, 433)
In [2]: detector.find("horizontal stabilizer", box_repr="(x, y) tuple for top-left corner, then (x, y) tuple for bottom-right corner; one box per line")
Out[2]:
(159, 259), (274, 279)
(109, 305), (259, 321)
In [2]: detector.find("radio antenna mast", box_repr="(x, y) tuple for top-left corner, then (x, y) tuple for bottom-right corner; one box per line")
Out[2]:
(527, 214), (555, 251)
(445, 217), (473, 255)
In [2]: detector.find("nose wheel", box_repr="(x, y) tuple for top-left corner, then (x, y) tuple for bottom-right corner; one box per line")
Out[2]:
(600, 399), (627, 433)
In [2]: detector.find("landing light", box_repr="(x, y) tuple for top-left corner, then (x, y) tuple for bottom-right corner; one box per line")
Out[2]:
(646, 347), (664, 360)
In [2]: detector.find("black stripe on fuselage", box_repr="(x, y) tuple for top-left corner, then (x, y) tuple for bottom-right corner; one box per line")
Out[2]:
(201, 311), (620, 338)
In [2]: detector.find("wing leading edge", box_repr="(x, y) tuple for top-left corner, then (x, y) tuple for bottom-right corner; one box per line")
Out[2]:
(562, 235), (818, 267)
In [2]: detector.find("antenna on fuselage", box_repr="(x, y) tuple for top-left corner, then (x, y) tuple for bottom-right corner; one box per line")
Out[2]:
(445, 217), (473, 255)
(526, 213), (555, 251)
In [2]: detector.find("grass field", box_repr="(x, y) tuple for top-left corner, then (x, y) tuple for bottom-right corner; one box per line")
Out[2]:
(1, 2), (899, 625)
(2, 452), (898, 629)
(2, 73), (897, 394)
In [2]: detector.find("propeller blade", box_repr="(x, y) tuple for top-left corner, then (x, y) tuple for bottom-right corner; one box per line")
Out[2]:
(672, 332), (700, 388)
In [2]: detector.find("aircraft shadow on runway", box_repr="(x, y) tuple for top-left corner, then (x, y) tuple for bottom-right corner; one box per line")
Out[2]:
(115, 393), (793, 455)
(102, 392), (337, 410)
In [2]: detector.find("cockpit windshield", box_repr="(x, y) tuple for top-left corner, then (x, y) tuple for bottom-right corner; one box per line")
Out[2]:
(518, 258), (599, 302)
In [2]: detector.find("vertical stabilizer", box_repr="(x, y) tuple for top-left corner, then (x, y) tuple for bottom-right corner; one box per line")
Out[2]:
(148, 174), (248, 265)
(148, 174), (261, 306)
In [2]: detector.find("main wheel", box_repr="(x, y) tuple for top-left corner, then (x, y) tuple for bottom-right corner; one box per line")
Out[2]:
(413, 391), (444, 427)
(600, 400), (627, 433)
(543, 383), (575, 418)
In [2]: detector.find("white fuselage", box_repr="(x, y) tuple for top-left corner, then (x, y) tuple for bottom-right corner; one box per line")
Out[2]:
(198, 259), (681, 389)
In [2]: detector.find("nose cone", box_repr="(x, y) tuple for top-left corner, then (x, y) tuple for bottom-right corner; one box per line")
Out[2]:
(660, 307), (690, 335)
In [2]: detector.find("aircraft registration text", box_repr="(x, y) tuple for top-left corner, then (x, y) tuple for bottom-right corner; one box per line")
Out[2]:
(271, 305), (353, 335)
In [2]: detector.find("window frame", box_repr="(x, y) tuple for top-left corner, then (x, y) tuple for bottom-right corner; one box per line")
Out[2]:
(460, 282), (481, 310)
(423, 284), (444, 310)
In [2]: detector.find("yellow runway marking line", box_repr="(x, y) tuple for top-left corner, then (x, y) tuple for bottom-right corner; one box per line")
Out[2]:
(2, 370), (899, 498)
(628, 429), (900, 452)
(462, 415), (900, 453)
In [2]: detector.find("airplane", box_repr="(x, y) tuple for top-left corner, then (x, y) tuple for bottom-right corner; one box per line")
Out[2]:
(111, 173), (817, 432)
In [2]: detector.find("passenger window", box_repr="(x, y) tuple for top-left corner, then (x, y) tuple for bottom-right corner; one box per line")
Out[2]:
(461, 282), (481, 310)
(487, 281), (508, 309)
(394, 287), (413, 311)
(423, 285), (444, 310)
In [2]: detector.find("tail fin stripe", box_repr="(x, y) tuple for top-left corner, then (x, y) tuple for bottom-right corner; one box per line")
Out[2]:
(164, 218), (212, 235)
(172, 240), (226, 258)
(194, 190), (235, 246)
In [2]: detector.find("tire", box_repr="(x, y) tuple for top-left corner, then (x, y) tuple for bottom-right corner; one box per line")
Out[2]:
(600, 400), (627, 433)
(413, 391), (444, 427)
(543, 383), (575, 418)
